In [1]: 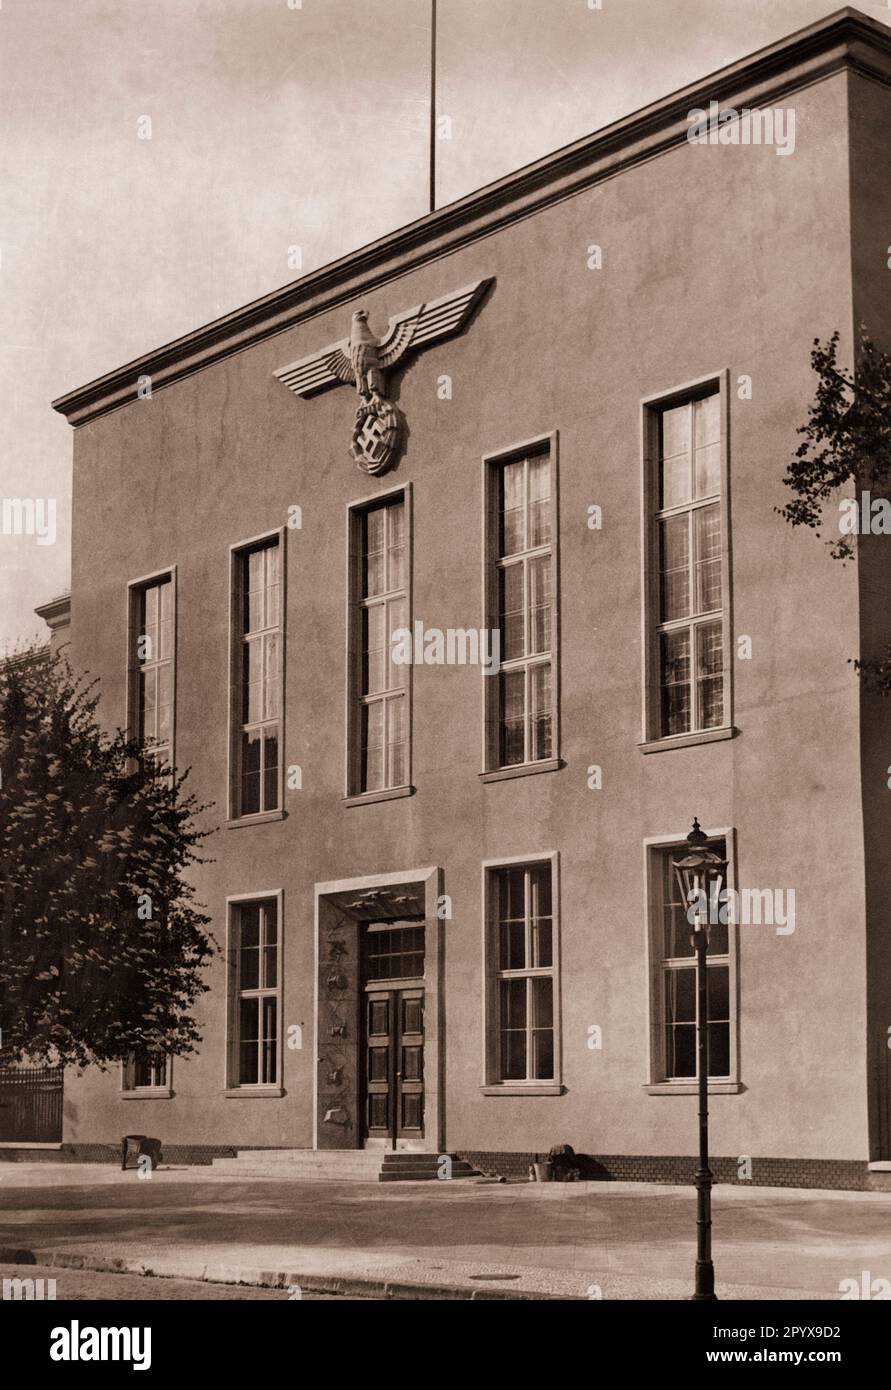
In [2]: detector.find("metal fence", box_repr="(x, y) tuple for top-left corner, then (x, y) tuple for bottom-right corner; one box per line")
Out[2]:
(0, 1064), (63, 1143)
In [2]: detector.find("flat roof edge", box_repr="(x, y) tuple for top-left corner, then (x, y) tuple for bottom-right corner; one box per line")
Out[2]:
(52, 8), (891, 427)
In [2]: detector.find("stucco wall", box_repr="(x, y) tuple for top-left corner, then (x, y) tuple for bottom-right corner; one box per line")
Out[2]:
(62, 68), (870, 1161)
(850, 69), (891, 1161)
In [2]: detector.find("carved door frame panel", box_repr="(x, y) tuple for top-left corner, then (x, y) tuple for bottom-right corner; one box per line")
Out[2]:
(313, 866), (444, 1152)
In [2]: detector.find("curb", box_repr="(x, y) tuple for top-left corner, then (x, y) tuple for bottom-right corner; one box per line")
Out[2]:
(0, 1247), (580, 1301)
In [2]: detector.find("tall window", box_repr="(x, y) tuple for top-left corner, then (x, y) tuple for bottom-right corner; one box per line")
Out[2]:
(233, 538), (281, 817)
(487, 861), (557, 1083)
(229, 898), (280, 1088)
(130, 574), (174, 771)
(487, 448), (555, 769)
(654, 390), (726, 738)
(351, 496), (408, 795)
(653, 839), (732, 1082)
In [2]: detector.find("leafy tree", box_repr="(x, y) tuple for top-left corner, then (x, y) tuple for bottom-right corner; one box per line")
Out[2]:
(0, 648), (214, 1069)
(780, 329), (891, 690)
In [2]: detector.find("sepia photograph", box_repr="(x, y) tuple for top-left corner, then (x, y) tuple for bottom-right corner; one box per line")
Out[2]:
(1, 0), (889, 1366)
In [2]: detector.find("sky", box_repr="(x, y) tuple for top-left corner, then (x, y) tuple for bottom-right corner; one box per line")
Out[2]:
(2, 0), (889, 653)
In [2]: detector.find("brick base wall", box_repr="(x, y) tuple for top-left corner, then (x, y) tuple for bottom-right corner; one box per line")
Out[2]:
(458, 1151), (872, 1191)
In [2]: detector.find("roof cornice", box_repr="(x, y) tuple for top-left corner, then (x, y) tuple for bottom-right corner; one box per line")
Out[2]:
(34, 593), (71, 631)
(52, 8), (891, 427)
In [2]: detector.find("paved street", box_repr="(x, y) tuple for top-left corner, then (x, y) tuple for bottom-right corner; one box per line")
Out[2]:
(1, 1165), (889, 1300)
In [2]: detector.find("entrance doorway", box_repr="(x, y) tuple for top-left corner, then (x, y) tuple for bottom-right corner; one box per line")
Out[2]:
(361, 920), (424, 1148)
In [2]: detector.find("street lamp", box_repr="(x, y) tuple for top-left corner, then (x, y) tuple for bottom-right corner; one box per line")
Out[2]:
(673, 818), (727, 1302)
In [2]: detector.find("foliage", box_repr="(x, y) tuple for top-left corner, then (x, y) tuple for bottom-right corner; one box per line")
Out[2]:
(0, 649), (214, 1068)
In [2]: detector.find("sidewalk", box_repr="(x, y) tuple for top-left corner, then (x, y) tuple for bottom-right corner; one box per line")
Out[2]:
(1, 1164), (889, 1300)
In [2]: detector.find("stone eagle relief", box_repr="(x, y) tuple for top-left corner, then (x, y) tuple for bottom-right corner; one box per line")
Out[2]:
(274, 278), (491, 474)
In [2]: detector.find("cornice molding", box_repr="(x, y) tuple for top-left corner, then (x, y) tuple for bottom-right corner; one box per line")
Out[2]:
(52, 8), (891, 428)
(34, 592), (71, 631)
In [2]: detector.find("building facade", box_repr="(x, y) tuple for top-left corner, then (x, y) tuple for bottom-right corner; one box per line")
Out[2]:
(51, 10), (891, 1186)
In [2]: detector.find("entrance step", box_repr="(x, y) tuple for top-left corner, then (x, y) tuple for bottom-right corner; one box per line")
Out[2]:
(378, 1153), (479, 1182)
(208, 1149), (479, 1182)
(866, 1162), (891, 1193)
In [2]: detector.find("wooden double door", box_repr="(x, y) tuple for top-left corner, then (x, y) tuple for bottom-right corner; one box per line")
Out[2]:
(363, 987), (424, 1146)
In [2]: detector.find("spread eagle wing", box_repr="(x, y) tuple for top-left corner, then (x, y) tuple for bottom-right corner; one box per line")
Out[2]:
(377, 279), (490, 371)
(273, 340), (354, 397)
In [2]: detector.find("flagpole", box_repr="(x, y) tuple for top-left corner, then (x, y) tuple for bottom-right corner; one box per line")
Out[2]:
(429, 0), (437, 212)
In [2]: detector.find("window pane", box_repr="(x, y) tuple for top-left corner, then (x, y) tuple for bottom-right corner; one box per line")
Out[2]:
(499, 670), (526, 766)
(500, 978), (527, 1080)
(694, 505), (722, 613)
(499, 918), (526, 971)
(387, 596), (408, 688)
(533, 1029), (554, 1080)
(363, 508), (386, 596)
(532, 975), (553, 1028)
(239, 998), (259, 1084)
(708, 1020), (730, 1077)
(660, 629), (691, 736)
(663, 856), (694, 959)
(500, 461), (525, 556)
(156, 663), (172, 742)
(532, 977), (554, 1080)
(529, 864), (551, 917)
(665, 964), (696, 1078)
(502, 867), (525, 920)
(243, 639), (263, 723)
(262, 728), (278, 810)
(245, 549), (266, 633)
(500, 563), (525, 661)
(528, 555), (552, 654)
(501, 976), (527, 1028)
(528, 455), (551, 548)
(387, 500), (405, 590)
(262, 997), (278, 1084)
(530, 663), (552, 761)
(133, 1052), (152, 1088)
(666, 967), (696, 1023)
(240, 938), (260, 991)
(707, 963), (730, 1020)
(660, 404), (692, 508)
(241, 730), (261, 815)
(502, 1029), (527, 1081)
(387, 694), (406, 787)
(660, 514), (690, 622)
(662, 402), (691, 459)
(695, 443), (721, 500)
(139, 668), (156, 742)
(533, 918), (552, 969)
(362, 701), (384, 792)
(666, 1023), (696, 1078)
(363, 605), (386, 695)
(696, 621), (724, 730)
(157, 581), (173, 659)
(694, 393), (720, 447)
(263, 635), (279, 719)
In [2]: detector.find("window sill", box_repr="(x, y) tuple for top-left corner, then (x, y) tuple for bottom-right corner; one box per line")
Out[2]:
(644, 1081), (742, 1095)
(480, 1083), (565, 1097)
(342, 785), (415, 808)
(227, 809), (285, 829)
(639, 726), (737, 755)
(223, 1087), (285, 1099)
(120, 1089), (173, 1100)
(479, 758), (563, 784)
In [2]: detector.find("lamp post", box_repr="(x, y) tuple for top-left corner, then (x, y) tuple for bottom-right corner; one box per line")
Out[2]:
(673, 818), (727, 1302)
